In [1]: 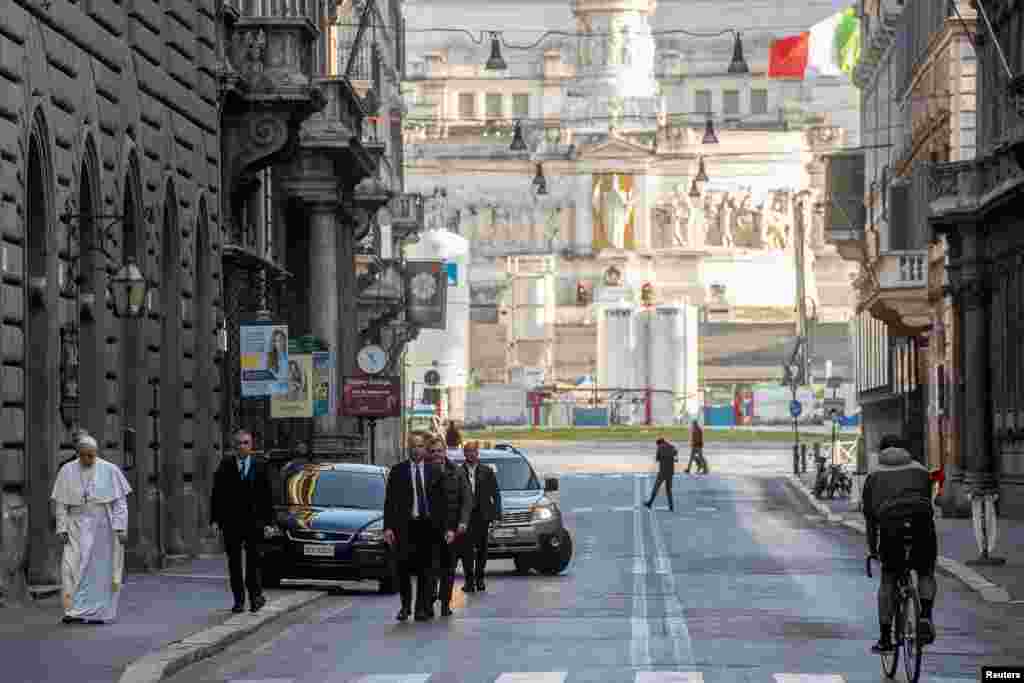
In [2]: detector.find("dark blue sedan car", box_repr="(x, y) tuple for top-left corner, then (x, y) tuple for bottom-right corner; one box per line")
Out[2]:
(260, 461), (394, 593)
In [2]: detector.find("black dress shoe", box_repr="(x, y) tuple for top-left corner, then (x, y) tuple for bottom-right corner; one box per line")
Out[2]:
(396, 607), (411, 621)
(250, 595), (266, 613)
(475, 579), (486, 592)
(425, 605), (435, 618)
(62, 616), (85, 624)
(414, 611), (430, 622)
(462, 583), (476, 593)
(231, 603), (245, 614)
(440, 605), (453, 617)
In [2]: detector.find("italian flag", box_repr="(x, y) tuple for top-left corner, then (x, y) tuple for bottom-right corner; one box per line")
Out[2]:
(768, 7), (860, 79)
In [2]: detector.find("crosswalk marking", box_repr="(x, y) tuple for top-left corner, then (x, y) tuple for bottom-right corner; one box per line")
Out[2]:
(773, 675), (846, 683)
(636, 673), (704, 683)
(493, 673), (567, 683)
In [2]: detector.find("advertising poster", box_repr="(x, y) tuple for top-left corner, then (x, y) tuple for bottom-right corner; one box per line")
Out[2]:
(271, 353), (314, 418)
(445, 261), (458, 286)
(240, 322), (289, 397)
(341, 377), (401, 418)
(312, 351), (334, 417)
(404, 260), (447, 329)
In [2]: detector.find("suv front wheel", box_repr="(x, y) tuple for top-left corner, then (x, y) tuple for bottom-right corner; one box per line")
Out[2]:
(537, 530), (573, 575)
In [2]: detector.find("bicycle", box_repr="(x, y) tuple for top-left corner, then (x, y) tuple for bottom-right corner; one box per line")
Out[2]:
(866, 523), (925, 683)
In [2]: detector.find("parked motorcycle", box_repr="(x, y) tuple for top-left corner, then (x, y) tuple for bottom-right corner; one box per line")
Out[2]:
(826, 463), (853, 499)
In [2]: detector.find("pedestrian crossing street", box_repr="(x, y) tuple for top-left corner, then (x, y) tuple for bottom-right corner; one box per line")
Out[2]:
(227, 673), (976, 683)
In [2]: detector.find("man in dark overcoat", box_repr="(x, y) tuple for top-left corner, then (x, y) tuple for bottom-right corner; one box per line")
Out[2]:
(459, 440), (502, 593)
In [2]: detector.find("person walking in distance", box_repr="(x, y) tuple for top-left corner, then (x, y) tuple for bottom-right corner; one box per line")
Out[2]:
(52, 433), (133, 624)
(425, 435), (471, 616)
(644, 437), (678, 511)
(460, 440), (502, 593)
(210, 430), (276, 614)
(685, 419), (708, 474)
(384, 431), (440, 622)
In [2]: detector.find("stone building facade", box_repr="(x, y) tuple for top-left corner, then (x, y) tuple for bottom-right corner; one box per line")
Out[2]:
(0, 0), (413, 604)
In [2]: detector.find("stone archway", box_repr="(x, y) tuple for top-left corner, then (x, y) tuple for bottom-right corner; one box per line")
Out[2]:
(192, 199), (216, 554)
(77, 140), (105, 442)
(159, 182), (185, 557)
(24, 116), (58, 586)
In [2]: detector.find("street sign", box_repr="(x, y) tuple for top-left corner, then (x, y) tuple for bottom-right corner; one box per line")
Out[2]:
(823, 398), (845, 418)
(424, 369), (440, 386)
(789, 399), (802, 418)
(340, 376), (401, 418)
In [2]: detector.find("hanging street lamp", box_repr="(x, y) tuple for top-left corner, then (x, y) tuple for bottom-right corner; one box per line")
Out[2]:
(702, 118), (719, 144)
(109, 256), (150, 319)
(689, 178), (702, 199)
(695, 155), (709, 182)
(728, 31), (750, 74)
(510, 120), (528, 151)
(485, 32), (507, 71)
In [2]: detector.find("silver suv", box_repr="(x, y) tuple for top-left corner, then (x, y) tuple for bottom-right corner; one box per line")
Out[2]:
(447, 445), (573, 575)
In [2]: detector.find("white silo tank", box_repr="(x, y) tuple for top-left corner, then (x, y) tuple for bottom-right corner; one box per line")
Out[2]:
(684, 303), (700, 418)
(404, 229), (471, 420)
(634, 308), (651, 397)
(599, 306), (635, 393)
(648, 305), (686, 424)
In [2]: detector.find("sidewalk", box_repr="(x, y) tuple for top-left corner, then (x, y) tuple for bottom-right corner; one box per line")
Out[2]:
(790, 471), (1024, 604)
(0, 556), (327, 683)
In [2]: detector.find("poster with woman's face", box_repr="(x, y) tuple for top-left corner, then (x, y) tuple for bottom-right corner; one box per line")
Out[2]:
(240, 323), (289, 396)
(271, 353), (314, 418)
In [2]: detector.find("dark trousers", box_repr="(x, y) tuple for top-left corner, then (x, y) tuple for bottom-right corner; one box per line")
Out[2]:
(686, 448), (708, 473)
(460, 518), (490, 582)
(647, 471), (674, 510)
(396, 519), (436, 614)
(224, 531), (263, 604)
(435, 535), (456, 606)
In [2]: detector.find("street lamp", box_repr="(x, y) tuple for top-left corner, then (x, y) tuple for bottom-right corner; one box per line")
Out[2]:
(532, 163), (548, 195)
(702, 118), (719, 144)
(695, 156), (709, 183)
(109, 257), (150, 319)
(510, 120), (528, 151)
(728, 31), (750, 74)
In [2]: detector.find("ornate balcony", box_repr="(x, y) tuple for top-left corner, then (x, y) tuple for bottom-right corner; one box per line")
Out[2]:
(928, 152), (1024, 225)
(388, 193), (425, 242)
(864, 250), (932, 333)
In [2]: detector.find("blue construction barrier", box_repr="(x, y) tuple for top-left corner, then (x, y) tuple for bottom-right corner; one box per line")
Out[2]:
(573, 407), (610, 427)
(703, 405), (736, 427)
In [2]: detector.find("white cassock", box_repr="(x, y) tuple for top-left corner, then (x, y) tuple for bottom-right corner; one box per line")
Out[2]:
(51, 457), (132, 621)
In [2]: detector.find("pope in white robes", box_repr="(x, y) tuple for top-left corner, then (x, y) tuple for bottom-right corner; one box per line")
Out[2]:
(51, 434), (133, 624)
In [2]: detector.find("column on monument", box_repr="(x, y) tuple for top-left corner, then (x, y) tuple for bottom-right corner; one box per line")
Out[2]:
(309, 203), (340, 434)
(634, 173), (653, 250)
(575, 173), (593, 254)
(957, 230), (996, 495)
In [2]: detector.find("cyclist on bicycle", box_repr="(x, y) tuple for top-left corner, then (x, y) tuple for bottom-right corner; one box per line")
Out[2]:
(862, 434), (938, 653)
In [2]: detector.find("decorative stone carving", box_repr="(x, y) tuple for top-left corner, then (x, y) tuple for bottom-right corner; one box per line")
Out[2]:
(762, 190), (794, 250)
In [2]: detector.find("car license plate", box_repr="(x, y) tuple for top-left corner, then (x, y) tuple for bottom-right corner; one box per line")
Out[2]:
(493, 528), (516, 540)
(303, 544), (334, 557)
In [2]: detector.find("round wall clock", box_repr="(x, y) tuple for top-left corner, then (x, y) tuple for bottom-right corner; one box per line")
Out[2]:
(356, 344), (389, 375)
(410, 271), (437, 302)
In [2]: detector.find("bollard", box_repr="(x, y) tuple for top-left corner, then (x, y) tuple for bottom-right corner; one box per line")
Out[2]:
(793, 444), (800, 474)
(801, 443), (808, 474)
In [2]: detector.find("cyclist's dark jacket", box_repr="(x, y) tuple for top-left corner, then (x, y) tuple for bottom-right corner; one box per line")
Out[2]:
(862, 447), (932, 551)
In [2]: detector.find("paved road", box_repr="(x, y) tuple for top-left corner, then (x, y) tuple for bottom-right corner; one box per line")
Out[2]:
(164, 466), (1022, 683)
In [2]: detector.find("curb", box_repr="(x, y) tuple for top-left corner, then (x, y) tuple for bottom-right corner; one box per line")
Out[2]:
(118, 590), (329, 683)
(785, 475), (1012, 604)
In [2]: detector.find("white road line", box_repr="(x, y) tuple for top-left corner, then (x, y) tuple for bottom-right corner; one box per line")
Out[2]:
(773, 675), (846, 683)
(493, 674), (567, 683)
(613, 505), (637, 511)
(648, 488), (695, 668)
(570, 507), (594, 513)
(695, 507), (717, 512)
(348, 676), (432, 683)
(635, 673), (704, 683)
(631, 475), (652, 668)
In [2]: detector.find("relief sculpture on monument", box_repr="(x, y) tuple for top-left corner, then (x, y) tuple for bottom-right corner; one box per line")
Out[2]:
(592, 173), (638, 251)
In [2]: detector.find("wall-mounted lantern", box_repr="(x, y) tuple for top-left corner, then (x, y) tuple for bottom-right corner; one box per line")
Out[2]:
(59, 325), (80, 430)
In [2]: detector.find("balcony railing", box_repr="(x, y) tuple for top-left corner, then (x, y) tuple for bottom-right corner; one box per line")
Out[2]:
(878, 251), (928, 288)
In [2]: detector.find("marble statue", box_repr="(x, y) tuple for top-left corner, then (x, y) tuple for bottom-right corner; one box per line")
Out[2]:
(762, 190), (793, 250)
(669, 185), (690, 247)
(593, 174), (638, 250)
(732, 191), (757, 248)
(718, 194), (735, 248)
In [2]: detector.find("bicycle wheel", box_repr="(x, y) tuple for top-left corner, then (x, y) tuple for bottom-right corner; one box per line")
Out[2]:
(902, 583), (923, 683)
(880, 601), (900, 678)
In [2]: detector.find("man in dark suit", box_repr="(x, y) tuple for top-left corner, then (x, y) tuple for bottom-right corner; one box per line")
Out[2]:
(459, 440), (501, 593)
(210, 429), (276, 613)
(384, 431), (441, 622)
(644, 437), (678, 511)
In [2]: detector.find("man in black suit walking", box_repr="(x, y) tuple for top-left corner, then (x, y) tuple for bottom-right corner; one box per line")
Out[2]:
(384, 431), (441, 622)
(210, 429), (276, 613)
(460, 440), (501, 593)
